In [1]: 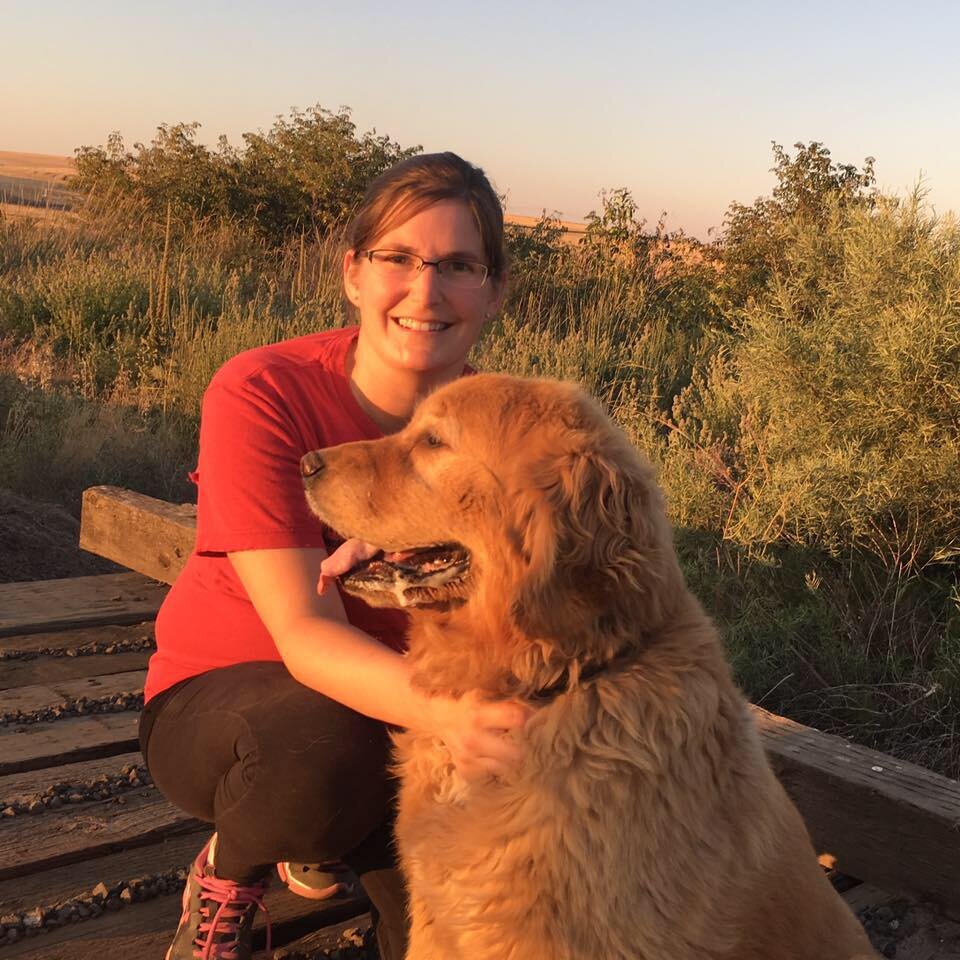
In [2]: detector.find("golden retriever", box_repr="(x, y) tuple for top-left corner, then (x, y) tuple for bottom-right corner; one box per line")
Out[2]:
(302, 373), (878, 960)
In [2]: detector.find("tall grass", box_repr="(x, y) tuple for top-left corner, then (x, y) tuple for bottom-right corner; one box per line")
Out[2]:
(1, 187), (958, 777)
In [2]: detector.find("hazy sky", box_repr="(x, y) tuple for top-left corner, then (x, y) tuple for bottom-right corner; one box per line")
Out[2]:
(4, 0), (958, 238)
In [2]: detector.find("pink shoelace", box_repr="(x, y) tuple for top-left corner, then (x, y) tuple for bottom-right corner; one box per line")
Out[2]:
(192, 871), (270, 960)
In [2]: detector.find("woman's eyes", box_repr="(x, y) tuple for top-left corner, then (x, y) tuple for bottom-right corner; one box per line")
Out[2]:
(382, 252), (415, 266)
(444, 259), (473, 274)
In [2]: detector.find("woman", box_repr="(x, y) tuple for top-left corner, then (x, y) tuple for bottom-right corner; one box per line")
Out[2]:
(140, 153), (529, 960)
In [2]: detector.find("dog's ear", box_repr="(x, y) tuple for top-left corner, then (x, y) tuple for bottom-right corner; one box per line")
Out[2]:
(509, 436), (681, 649)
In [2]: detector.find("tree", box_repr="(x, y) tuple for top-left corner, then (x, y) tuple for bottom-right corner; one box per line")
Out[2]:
(720, 142), (877, 306)
(70, 106), (419, 241)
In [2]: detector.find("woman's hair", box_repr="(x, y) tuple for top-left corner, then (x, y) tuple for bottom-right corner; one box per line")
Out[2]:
(346, 152), (506, 278)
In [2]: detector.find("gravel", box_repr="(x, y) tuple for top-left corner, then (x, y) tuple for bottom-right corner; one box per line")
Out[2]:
(0, 867), (187, 943)
(0, 762), (152, 818)
(0, 691), (144, 727)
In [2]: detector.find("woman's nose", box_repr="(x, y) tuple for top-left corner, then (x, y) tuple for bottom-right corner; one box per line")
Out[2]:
(408, 262), (443, 299)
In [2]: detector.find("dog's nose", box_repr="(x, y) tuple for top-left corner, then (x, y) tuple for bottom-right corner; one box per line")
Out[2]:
(300, 450), (326, 479)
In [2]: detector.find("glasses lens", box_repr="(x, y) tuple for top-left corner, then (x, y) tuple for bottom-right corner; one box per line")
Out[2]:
(368, 251), (419, 275)
(437, 259), (488, 288)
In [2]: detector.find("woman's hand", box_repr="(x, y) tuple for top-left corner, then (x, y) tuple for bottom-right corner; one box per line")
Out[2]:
(421, 690), (532, 783)
(317, 538), (380, 594)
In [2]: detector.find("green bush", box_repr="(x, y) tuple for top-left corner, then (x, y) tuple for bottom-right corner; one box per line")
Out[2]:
(71, 107), (418, 241)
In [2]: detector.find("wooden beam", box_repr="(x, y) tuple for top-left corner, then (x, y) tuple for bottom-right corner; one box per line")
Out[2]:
(0, 670), (145, 715)
(0, 751), (146, 804)
(0, 713), (140, 775)
(0, 787), (202, 882)
(753, 705), (960, 919)
(80, 486), (196, 585)
(0, 573), (167, 638)
(71, 486), (960, 920)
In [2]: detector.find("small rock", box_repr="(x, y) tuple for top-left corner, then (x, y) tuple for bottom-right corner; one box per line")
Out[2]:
(23, 907), (44, 929)
(5, 927), (19, 944)
(28, 800), (44, 814)
(2, 807), (16, 818)
(120, 888), (134, 905)
(91, 881), (109, 900)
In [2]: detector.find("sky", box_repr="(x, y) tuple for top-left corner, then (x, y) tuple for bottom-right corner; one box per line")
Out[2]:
(4, 0), (959, 239)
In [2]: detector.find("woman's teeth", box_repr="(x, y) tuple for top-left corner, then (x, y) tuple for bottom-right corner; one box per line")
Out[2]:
(394, 317), (449, 332)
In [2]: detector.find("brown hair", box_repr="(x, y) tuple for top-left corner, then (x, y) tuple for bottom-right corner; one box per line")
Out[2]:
(346, 152), (506, 278)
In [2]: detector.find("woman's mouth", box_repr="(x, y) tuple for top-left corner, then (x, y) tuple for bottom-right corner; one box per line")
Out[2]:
(393, 317), (451, 332)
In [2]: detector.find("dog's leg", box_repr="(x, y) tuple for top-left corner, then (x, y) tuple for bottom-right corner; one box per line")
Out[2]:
(404, 891), (452, 960)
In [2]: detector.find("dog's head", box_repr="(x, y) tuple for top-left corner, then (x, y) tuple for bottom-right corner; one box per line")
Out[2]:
(303, 374), (683, 669)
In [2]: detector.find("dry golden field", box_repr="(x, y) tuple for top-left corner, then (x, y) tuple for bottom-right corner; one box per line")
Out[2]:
(0, 149), (588, 239)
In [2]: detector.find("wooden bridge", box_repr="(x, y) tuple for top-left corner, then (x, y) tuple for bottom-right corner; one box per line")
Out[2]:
(1, 485), (959, 958)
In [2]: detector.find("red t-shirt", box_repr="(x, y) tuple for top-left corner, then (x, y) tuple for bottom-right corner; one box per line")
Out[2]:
(144, 326), (409, 702)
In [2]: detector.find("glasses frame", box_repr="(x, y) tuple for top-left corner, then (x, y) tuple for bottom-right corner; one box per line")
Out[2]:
(358, 249), (490, 288)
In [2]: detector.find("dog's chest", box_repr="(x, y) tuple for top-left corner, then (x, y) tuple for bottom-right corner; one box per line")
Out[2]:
(394, 731), (472, 808)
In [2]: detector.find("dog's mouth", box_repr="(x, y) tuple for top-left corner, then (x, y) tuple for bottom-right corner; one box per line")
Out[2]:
(340, 543), (471, 609)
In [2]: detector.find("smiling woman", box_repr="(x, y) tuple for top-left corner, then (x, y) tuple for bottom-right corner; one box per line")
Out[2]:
(344, 197), (506, 428)
(136, 153), (525, 960)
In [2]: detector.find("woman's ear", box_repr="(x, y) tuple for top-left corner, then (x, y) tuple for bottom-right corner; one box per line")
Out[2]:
(343, 249), (362, 307)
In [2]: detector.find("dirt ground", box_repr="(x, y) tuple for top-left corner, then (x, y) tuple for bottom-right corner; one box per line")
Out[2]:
(0, 487), (119, 582)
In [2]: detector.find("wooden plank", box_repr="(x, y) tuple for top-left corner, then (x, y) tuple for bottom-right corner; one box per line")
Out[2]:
(0, 829), (206, 916)
(0, 786), (202, 881)
(2, 885), (368, 960)
(2, 893), (185, 960)
(0, 712), (140, 775)
(0, 670), (145, 715)
(80, 486), (196, 585)
(0, 751), (144, 807)
(0, 652), (152, 691)
(274, 911), (374, 957)
(0, 622), (155, 657)
(0, 574), (167, 638)
(754, 705), (960, 919)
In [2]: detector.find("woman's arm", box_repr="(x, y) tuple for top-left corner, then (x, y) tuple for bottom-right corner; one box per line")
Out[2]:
(228, 547), (528, 780)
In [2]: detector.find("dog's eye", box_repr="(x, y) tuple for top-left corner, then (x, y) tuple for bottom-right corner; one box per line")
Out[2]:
(422, 432), (445, 449)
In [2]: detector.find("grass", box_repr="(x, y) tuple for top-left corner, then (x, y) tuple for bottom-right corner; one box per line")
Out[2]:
(1, 181), (958, 779)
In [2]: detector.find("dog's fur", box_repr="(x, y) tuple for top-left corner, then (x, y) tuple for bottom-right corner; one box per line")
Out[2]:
(304, 374), (878, 960)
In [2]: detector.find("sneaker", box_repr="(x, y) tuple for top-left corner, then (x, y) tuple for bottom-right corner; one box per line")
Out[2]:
(276, 860), (350, 901)
(166, 834), (271, 960)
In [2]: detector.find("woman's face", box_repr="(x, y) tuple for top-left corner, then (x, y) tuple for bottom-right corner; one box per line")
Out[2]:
(343, 199), (505, 377)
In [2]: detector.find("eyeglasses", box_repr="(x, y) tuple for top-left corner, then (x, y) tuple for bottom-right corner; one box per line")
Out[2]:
(358, 249), (490, 289)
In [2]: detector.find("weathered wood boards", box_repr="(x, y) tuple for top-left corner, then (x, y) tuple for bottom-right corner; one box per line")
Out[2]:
(0, 573), (167, 638)
(0, 615), (368, 957)
(0, 665), (146, 774)
(76, 483), (960, 921)
(79, 486), (196, 585)
(755, 705), (960, 918)
(0, 712), (140, 776)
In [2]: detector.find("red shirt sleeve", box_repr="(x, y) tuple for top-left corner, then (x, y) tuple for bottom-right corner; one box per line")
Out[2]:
(193, 376), (329, 554)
